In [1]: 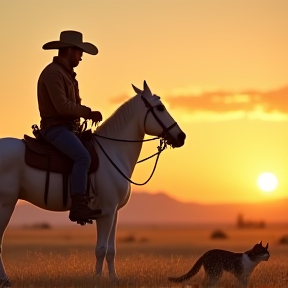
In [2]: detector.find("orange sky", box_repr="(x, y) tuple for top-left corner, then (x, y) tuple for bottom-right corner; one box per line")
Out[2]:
(1, 0), (287, 204)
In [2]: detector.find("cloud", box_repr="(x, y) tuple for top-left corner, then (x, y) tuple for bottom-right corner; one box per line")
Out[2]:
(165, 86), (288, 112)
(165, 86), (288, 121)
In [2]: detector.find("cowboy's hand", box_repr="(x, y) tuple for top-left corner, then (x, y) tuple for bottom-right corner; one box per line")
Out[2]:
(89, 111), (103, 123)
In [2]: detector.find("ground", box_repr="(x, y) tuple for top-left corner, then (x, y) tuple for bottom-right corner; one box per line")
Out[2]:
(2, 223), (288, 287)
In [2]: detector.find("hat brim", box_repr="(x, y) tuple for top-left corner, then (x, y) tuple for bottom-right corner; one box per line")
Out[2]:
(42, 41), (98, 55)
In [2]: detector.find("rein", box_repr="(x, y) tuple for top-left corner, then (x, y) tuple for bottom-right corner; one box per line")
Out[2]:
(92, 134), (161, 163)
(93, 136), (167, 185)
(80, 119), (163, 165)
(86, 93), (176, 185)
(91, 134), (159, 142)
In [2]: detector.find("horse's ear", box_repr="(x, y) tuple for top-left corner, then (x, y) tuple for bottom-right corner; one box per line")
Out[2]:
(143, 80), (152, 97)
(131, 84), (142, 95)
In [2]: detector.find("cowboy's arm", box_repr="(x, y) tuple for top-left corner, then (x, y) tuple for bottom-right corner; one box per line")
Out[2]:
(44, 71), (91, 119)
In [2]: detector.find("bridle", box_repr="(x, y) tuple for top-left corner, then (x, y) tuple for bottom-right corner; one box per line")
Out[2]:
(141, 95), (178, 145)
(93, 94), (178, 185)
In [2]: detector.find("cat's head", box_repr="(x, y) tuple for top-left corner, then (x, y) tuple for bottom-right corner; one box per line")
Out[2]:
(246, 241), (270, 262)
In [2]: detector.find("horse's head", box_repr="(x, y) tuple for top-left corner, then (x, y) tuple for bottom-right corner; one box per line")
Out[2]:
(132, 81), (186, 148)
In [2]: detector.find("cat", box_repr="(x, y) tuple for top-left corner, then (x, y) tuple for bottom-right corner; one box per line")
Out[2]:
(168, 241), (270, 287)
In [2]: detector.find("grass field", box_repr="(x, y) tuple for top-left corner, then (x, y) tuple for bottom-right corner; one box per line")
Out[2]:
(2, 223), (288, 287)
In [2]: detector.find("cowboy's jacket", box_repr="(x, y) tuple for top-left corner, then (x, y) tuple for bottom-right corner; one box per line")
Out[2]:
(37, 56), (91, 131)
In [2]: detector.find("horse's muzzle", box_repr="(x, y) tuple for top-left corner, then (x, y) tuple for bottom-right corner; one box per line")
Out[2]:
(167, 131), (186, 148)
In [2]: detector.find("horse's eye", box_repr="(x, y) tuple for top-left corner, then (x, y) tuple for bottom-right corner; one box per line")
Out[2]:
(156, 105), (165, 112)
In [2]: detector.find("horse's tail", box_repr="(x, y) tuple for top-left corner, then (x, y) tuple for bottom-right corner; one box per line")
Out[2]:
(168, 255), (203, 283)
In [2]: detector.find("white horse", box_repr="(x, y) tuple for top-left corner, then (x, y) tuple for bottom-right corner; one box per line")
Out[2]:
(0, 81), (185, 286)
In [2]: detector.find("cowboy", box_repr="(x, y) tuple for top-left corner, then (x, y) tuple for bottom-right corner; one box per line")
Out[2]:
(38, 30), (102, 224)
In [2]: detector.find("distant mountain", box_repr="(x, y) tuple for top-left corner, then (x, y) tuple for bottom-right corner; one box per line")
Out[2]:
(8, 192), (288, 227)
(118, 192), (288, 225)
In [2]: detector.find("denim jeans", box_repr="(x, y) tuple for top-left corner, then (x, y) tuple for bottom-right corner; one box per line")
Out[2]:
(41, 126), (91, 195)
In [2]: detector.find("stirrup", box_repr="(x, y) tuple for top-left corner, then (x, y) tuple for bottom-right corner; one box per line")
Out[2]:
(76, 219), (93, 226)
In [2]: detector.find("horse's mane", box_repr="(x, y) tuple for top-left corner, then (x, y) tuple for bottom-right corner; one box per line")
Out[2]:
(94, 94), (140, 137)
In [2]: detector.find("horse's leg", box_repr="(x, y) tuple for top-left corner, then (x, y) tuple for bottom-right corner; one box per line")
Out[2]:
(0, 201), (17, 285)
(94, 213), (115, 278)
(0, 171), (19, 286)
(106, 211), (118, 281)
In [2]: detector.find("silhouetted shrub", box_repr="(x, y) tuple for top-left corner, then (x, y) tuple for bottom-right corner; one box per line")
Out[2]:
(210, 229), (228, 239)
(278, 235), (288, 245)
(119, 234), (136, 243)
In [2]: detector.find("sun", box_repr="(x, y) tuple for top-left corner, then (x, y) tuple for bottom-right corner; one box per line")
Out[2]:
(257, 172), (278, 193)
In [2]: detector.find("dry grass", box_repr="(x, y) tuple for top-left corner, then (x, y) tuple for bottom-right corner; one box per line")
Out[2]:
(2, 224), (288, 287)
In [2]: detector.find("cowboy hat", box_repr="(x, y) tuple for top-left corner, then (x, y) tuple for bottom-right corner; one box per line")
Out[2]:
(42, 30), (98, 55)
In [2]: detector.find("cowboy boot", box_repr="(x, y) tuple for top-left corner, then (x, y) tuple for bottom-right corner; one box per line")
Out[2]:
(69, 195), (102, 223)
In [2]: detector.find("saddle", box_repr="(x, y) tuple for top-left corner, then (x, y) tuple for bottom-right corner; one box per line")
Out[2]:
(23, 125), (99, 207)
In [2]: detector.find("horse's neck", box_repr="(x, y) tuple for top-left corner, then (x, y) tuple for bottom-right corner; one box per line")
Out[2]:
(97, 95), (144, 138)
(95, 95), (145, 175)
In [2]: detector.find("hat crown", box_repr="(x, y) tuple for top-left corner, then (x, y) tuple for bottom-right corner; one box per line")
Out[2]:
(60, 31), (83, 44)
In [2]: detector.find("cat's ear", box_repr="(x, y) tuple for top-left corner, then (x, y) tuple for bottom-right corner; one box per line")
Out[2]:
(259, 240), (262, 246)
(265, 243), (269, 249)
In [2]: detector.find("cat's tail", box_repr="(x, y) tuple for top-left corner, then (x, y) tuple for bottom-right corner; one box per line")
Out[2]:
(168, 255), (203, 283)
